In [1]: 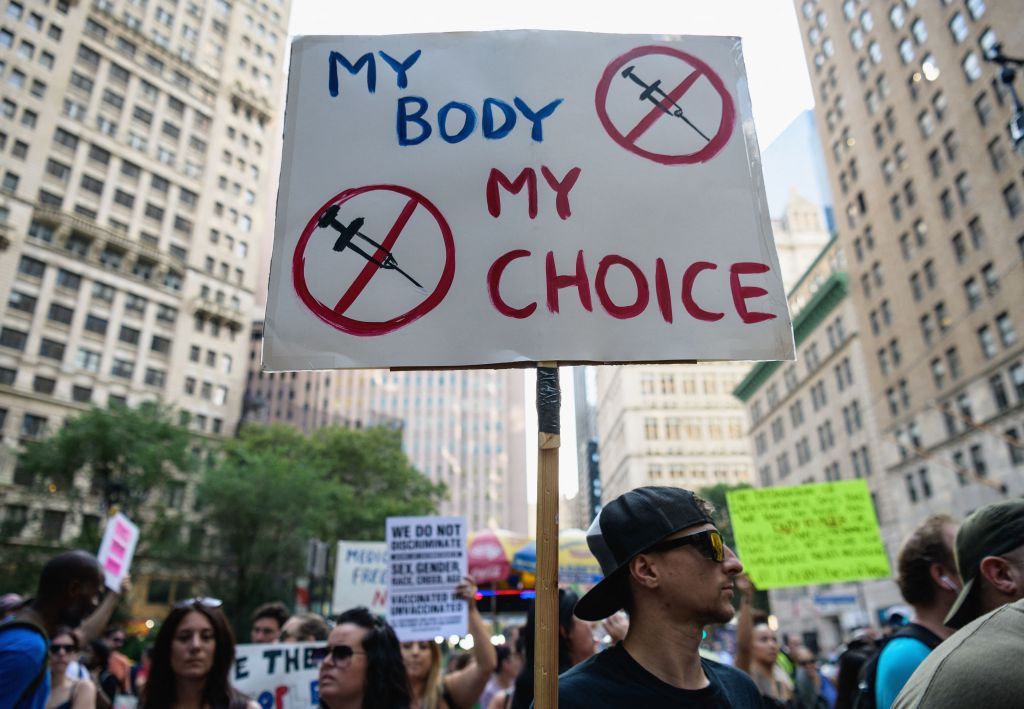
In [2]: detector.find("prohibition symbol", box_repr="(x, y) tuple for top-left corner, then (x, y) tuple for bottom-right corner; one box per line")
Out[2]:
(292, 184), (455, 336)
(595, 45), (736, 165)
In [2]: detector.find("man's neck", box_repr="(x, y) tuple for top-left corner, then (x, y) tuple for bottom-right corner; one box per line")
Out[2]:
(621, 613), (708, 690)
(20, 602), (57, 637)
(911, 605), (956, 640)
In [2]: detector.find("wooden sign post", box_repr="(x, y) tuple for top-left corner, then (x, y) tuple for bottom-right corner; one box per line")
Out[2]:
(535, 362), (561, 709)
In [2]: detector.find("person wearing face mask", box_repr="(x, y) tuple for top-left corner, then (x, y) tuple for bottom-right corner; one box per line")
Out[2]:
(869, 514), (960, 709)
(140, 599), (257, 709)
(317, 606), (410, 709)
(400, 577), (497, 709)
(45, 627), (96, 709)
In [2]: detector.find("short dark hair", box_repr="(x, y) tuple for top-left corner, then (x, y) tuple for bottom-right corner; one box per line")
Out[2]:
(897, 514), (956, 607)
(143, 601), (238, 709)
(494, 644), (511, 673)
(251, 601), (290, 629)
(36, 550), (101, 603)
(333, 607), (410, 709)
(288, 612), (329, 641)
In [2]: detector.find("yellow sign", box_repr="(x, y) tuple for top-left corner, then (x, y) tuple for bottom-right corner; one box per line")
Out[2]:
(726, 480), (891, 589)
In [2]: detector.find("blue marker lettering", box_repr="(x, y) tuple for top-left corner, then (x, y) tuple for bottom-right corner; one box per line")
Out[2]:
(482, 98), (517, 140)
(328, 51), (376, 96)
(397, 96), (432, 146)
(513, 97), (563, 141)
(438, 101), (477, 144)
(378, 49), (421, 89)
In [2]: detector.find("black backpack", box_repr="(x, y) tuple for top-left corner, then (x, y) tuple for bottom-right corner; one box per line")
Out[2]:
(851, 623), (942, 709)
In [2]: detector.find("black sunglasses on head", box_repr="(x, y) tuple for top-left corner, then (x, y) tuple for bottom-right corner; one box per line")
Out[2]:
(312, 644), (366, 663)
(644, 529), (725, 563)
(50, 643), (78, 654)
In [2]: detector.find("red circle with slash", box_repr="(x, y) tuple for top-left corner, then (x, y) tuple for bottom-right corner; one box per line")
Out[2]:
(595, 45), (736, 165)
(292, 184), (455, 336)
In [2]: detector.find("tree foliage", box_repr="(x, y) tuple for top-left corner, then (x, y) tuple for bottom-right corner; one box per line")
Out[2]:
(17, 402), (194, 517)
(199, 423), (444, 630)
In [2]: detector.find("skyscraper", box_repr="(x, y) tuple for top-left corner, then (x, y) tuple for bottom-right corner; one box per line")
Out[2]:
(1, 0), (291, 541)
(793, 0), (1023, 544)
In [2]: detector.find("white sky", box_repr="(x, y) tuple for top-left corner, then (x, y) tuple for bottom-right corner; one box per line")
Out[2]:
(284, 0), (816, 502)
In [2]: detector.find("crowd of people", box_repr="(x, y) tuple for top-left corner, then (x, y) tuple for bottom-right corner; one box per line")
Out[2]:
(2, 487), (1021, 708)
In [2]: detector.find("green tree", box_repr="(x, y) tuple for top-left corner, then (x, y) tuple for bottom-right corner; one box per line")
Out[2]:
(199, 423), (444, 633)
(17, 402), (194, 517)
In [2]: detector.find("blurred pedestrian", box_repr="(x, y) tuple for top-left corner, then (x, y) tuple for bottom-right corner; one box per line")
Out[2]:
(68, 576), (132, 684)
(557, 486), (763, 707)
(102, 626), (133, 694)
(0, 550), (103, 709)
(85, 640), (119, 709)
(893, 499), (1024, 708)
(508, 587), (593, 709)
(401, 576), (496, 709)
(480, 643), (522, 709)
(280, 612), (329, 643)
(736, 575), (793, 706)
(45, 626), (96, 709)
(141, 598), (257, 709)
(867, 515), (959, 708)
(249, 601), (289, 644)
(792, 647), (831, 709)
(317, 606), (410, 709)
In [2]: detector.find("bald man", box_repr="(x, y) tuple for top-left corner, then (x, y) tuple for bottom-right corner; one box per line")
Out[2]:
(1, 550), (104, 709)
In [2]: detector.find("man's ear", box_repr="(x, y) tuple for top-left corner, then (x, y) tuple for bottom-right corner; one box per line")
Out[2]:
(629, 554), (659, 591)
(978, 556), (1019, 596)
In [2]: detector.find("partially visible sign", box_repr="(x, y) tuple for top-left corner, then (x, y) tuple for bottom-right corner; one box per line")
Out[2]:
(232, 643), (320, 708)
(333, 540), (388, 616)
(727, 481), (891, 589)
(97, 513), (139, 593)
(386, 515), (467, 641)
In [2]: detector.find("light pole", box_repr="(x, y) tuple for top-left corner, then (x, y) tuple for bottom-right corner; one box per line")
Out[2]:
(985, 43), (1024, 154)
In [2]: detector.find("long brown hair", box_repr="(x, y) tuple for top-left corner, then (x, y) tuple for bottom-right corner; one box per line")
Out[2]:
(141, 602), (238, 709)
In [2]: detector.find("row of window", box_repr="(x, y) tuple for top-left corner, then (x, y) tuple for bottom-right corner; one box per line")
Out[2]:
(643, 417), (744, 441)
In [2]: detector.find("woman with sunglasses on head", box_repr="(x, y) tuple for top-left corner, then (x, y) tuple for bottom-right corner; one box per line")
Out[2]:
(401, 576), (497, 709)
(46, 626), (96, 709)
(141, 598), (257, 709)
(318, 606), (411, 709)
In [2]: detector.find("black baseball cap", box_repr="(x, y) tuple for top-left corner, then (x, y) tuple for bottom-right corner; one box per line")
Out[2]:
(945, 498), (1024, 628)
(574, 486), (714, 621)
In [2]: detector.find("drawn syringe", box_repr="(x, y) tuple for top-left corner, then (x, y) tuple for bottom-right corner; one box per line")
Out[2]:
(316, 204), (424, 290)
(620, 65), (711, 142)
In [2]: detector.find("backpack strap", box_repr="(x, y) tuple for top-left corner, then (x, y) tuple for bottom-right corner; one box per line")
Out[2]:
(1, 617), (51, 709)
(893, 622), (943, 650)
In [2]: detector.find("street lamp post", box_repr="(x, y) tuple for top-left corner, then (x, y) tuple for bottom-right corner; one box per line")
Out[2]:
(985, 43), (1024, 154)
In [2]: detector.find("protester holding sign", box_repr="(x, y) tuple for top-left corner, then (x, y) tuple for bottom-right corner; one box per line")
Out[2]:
(318, 606), (410, 709)
(141, 599), (257, 709)
(402, 576), (497, 709)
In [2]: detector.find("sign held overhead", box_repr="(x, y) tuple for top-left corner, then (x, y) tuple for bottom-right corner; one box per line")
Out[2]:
(265, 31), (793, 370)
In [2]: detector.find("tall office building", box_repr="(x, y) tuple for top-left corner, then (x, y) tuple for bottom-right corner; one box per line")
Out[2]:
(244, 336), (530, 535)
(0, 0), (291, 543)
(794, 0), (1024, 545)
(735, 238), (903, 649)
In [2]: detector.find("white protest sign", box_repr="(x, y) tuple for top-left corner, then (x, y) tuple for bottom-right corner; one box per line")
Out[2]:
(264, 31), (794, 370)
(97, 513), (139, 593)
(386, 515), (467, 641)
(333, 540), (388, 616)
(232, 643), (321, 708)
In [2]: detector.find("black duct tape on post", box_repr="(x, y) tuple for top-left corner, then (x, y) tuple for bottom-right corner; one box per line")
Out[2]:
(537, 366), (561, 435)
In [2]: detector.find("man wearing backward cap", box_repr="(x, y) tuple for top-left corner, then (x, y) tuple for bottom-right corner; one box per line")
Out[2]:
(893, 498), (1024, 708)
(555, 486), (765, 708)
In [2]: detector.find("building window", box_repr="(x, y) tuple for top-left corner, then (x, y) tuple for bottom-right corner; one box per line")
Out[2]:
(990, 374), (1010, 411)
(1003, 183), (1023, 218)
(962, 52), (982, 82)
(38, 338), (65, 361)
(996, 312), (1017, 347)
(0, 327), (28, 351)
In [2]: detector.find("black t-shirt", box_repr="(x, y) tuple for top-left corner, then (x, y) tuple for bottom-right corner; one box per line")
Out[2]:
(554, 644), (766, 708)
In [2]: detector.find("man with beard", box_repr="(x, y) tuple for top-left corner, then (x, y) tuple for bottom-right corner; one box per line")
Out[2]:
(556, 486), (764, 708)
(0, 550), (104, 709)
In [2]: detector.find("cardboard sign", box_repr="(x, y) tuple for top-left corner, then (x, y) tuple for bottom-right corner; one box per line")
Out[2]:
(333, 540), (388, 616)
(727, 481), (891, 589)
(386, 515), (467, 641)
(232, 643), (320, 708)
(97, 513), (139, 593)
(264, 31), (793, 370)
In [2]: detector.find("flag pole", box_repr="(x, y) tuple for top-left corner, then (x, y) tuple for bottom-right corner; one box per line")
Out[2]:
(535, 361), (561, 709)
